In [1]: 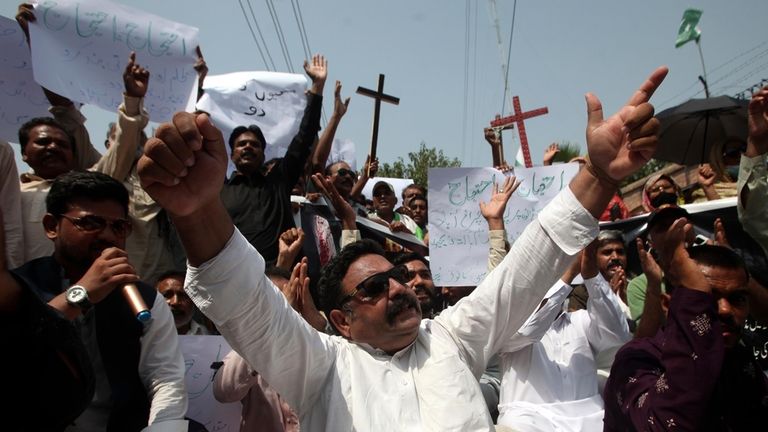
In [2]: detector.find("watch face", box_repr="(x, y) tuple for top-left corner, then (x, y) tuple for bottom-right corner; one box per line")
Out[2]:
(67, 286), (88, 304)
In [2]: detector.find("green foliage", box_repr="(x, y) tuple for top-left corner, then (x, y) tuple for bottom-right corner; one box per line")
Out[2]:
(377, 142), (461, 187)
(620, 158), (668, 187)
(552, 140), (582, 163)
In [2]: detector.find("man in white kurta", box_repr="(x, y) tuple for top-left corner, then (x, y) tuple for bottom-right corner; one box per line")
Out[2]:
(187, 188), (595, 430)
(497, 274), (631, 431)
(136, 66), (668, 431)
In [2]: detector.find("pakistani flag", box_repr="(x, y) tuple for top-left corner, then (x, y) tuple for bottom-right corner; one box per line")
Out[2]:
(675, 8), (702, 48)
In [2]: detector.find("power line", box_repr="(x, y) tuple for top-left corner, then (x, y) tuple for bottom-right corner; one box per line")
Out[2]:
(265, 0), (295, 72)
(237, 0), (271, 70)
(244, 0), (277, 70)
(500, 0), (518, 115)
(290, 0), (312, 60)
(658, 42), (768, 108)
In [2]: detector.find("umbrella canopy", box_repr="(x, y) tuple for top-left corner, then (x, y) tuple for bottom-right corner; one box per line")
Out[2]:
(653, 95), (748, 165)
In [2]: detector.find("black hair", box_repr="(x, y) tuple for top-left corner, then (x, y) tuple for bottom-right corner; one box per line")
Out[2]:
(228, 125), (267, 152)
(324, 160), (350, 176)
(597, 230), (625, 248)
(688, 245), (749, 280)
(408, 194), (428, 206)
(317, 239), (386, 316)
(155, 269), (186, 285)
(402, 183), (427, 198)
(392, 251), (429, 268)
(46, 171), (129, 217)
(18, 117), (76, 156)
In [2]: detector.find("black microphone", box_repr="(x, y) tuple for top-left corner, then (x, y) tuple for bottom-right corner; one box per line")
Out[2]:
(123, 283), (151, 323)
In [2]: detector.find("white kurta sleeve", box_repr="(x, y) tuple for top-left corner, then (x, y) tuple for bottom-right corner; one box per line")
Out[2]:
(138, 295), (188, 432)
(434, 187), (598, 377)
(185, 230), (336, 416)
(582, 274), (632, 353)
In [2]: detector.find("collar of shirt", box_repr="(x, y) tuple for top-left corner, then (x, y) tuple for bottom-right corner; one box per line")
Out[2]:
(227, 170), (266, 186)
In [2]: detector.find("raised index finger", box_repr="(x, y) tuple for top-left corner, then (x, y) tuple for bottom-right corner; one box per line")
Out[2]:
(626, 66), (669, 107)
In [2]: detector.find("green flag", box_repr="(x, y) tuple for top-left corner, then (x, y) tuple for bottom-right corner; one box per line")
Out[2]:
(675, 8), (702, 48)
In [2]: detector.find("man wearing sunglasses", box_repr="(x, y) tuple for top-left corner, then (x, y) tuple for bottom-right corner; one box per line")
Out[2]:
(138, 67), (668, 430)
(9, 171), (188, 431)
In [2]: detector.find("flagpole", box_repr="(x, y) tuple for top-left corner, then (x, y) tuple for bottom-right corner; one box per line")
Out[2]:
(696, 38), (710, 97)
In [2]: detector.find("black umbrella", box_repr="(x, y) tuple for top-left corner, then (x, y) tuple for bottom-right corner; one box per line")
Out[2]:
(653, 95), (748, 165)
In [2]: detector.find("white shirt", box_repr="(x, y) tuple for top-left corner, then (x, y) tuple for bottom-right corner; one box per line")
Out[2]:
(186, 188), (597, 431)
(497, 275), (631, 432)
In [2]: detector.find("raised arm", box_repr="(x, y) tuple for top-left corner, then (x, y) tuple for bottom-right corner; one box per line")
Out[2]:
(310, 80), (350, 174)
(738, 85), (768, 256)
(137, 112), (335, 415)
(481, 176), (519, 271)
(91, 52), (150, 181)
(434, 66), (669, 376)
(350, 155), (377, 201)
(277, 55), (326, 186)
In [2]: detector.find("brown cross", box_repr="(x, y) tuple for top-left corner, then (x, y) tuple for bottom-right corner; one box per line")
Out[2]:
(490, 96), (548, 168)
(356, 74), (400, 175)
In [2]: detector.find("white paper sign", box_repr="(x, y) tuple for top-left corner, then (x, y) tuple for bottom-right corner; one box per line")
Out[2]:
(178, 335), (241, 432)
(428, 164), (579, 286)
(28, 0), (199, 121)
(326, 137), (357, 171)
(0, 15), (50, 143)
(196, 71), (308, 175)
(361, 176), (415, 208)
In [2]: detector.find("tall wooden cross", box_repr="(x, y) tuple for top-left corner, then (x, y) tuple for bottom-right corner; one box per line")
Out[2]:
(490, 96), (548, 168)
(356, 74), (400, 175)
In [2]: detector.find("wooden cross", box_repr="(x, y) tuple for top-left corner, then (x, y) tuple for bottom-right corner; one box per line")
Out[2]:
(490, 96), (548, 168)
(356, 74), (400, 175)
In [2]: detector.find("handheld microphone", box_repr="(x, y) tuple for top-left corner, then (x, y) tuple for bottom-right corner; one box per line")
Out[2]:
(123, 283), (152, 323)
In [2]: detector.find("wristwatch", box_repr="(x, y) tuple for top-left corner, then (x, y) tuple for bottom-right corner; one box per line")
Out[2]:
(65, 285), (92, 313)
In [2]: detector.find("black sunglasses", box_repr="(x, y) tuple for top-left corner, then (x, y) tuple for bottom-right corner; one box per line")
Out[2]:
(335, 168), (357, 178)
(59, 214), (133, 237)
(338, 265), (409, 305)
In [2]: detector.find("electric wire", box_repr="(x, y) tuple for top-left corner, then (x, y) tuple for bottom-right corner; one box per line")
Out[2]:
(244, 0), (277, 71)
(500, 0), (518, 116)
(265, 0), (295, 73)
(237, 0), (271, 70)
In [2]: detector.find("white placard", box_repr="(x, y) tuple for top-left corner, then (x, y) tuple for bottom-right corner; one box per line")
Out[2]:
(361, 176), (415, 208)
(327, 137), (357, 171)
(196, 71), (308, 175)
(28, 0), (199, 121)
(428, 164), (578, 286)
(178, 335), (241, 432)
(0, 15), (50, 143)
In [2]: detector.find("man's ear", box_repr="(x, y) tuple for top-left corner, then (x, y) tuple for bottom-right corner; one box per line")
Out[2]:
(329, 309), (352, 339)
(42, 213), (59, 240)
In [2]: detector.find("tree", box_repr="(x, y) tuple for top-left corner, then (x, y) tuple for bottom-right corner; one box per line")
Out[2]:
(551, 140), (582, 163)
(377, 141), (461, 187)
(620, 158), (668, 187)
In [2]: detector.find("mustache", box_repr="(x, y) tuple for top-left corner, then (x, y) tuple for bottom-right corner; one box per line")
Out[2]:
(387, 293), (419, 324)
(608, 259), (625, 269)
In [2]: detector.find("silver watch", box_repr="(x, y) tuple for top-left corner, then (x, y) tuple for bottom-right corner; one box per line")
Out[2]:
(65, 285), (92, 312)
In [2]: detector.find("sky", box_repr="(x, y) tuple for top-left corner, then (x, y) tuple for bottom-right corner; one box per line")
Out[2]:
(3, 0), (767, 176)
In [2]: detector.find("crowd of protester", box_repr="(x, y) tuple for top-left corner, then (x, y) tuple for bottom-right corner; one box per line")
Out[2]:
(2, 3), (768, 431)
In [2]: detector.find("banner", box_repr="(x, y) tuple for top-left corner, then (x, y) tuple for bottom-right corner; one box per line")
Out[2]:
(428, 164), (578, 286)
(178, 335), (241, 431)
(0, 15), (50, 142)
(28, 0), (199, 121)
(197, 71), (308, 174)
